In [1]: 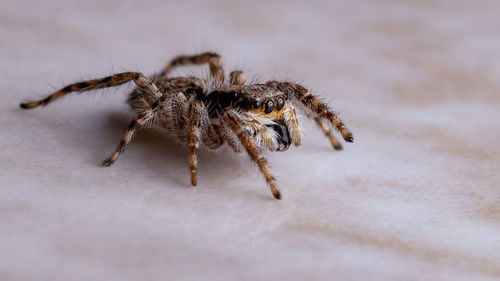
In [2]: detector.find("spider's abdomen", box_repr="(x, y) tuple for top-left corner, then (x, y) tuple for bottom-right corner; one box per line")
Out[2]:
(127, 76), (202, 112)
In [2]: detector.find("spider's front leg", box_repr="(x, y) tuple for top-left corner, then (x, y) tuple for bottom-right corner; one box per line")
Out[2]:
(266, 81), (353, 147)
(221, 109), (281, 200)
(285, 82), (353, 142)
(312, 114), (343, 150)
(290, 106), (341, 150)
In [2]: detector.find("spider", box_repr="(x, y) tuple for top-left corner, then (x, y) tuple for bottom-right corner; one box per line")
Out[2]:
(20, 52), (353, 200)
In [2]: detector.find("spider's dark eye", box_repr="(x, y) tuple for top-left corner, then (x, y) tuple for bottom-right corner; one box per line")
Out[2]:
(264, 100), (274, 114)
(230, 91), (239, 99)
(253, 101), (261, 109)
(276, 98), (284, 111)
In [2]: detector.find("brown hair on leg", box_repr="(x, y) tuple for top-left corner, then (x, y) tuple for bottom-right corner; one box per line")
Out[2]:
(101, 89), (169, 166)
(267, 81), (353, 142)
(187, 102), (203, 186)
(158, 52), (225, 83)
(222, 109), (281, 200)
(218, 122), (241, 153)
(229, 70), (245, 85)
(314, 116), (342, 150)
(20, 72), (162, 109)
(102, 109), (154, 166)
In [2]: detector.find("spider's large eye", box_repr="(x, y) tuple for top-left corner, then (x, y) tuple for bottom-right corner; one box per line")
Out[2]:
(253, 101), (261, 109)
(276, 98), (284, 111)
(265, 100), (274, 114)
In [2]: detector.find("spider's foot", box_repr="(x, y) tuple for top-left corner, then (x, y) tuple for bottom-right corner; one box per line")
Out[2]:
(333, 143), (343, 150)
(102, 159), (114, 167)
(270, 184), (281, 200)
(342, 130), (354, 143)
(327, 137), (343, 150)
(273, 189), (282, 200)
(20, 101), (40, 109)
(190, 173), (197, 187)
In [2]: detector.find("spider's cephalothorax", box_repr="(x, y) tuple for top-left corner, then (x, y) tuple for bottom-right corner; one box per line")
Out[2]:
(20, 52), (353, 200)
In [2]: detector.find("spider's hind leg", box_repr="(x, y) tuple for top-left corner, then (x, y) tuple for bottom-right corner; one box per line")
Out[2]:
(229, 70), (245, 85)
(102, 109), (155, 166)
(102, 88), (171, 166)
(20, 72), (162, 109)
(158, 52), (225, 83)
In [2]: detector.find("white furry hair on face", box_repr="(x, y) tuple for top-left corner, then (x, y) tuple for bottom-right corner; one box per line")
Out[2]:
(241, 111), (280, 151)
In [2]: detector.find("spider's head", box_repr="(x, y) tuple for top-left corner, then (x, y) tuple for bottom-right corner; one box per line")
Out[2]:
(245, 95), (293, 151)
(236, 86), (301, 152)
(205, 85), (301, 152)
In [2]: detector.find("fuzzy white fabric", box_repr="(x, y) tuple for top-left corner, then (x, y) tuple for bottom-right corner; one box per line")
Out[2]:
(2, 0), (500, 280)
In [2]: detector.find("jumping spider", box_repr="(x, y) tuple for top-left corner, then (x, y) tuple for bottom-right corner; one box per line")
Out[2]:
(20, 52), (353, 199)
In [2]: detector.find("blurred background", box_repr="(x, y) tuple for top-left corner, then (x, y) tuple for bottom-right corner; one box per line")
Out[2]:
(1, 0), (500, 280)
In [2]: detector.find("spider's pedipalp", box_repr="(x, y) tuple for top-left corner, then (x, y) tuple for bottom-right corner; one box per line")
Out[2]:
(281, 102), (302, 146)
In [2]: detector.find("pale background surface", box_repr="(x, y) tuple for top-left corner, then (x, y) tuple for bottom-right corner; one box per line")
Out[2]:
(1, 0), (500, 280)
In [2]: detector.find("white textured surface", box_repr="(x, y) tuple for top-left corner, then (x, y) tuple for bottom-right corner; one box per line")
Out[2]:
(2, 0), (500, 280)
